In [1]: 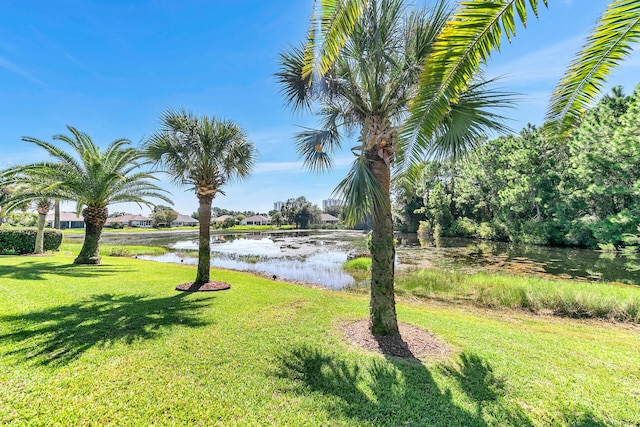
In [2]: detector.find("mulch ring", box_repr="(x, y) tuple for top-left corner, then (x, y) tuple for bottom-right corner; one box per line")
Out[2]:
(341, 319), (450, 361)
(175, 281), (231, 292)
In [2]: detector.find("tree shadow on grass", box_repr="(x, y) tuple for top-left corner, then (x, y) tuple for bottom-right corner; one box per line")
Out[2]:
(0, 293), (212, 366)
(439, 351), (507, 418)
(276, 345), (532, 426)
(0, 260), (133, 280)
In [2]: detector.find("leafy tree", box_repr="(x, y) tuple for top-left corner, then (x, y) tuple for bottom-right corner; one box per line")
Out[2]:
(271, 211), (284, 227)
(1, 126), (170, 264)
(279, 0), (511, 335)
(144, 109), (257, 287)
(281, 196), (320, 229)
(221, 217), (237, 229)
(151, 206), (178, 227)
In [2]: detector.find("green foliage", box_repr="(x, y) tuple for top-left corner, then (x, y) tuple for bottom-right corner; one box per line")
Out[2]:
(281, 196), (321, 228)
(394, 85), (640, 249)
(395, 268), (640, 323)
(0, 228), (62, 254)
(221, 217), (237, 229)
(3, 212), (37, 227)
(343, 256), (371, 272)
(150, 206), (178, 227)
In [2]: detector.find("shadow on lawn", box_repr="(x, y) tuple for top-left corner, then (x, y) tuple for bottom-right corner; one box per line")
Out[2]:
(277, 344), (613, 426)
(0, 260), (132, 280)
(277, 345), (530, 426)
(0, 293), (212, 365)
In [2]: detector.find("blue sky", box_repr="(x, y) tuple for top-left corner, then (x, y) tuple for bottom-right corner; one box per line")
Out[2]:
(1, 1), (638, 216)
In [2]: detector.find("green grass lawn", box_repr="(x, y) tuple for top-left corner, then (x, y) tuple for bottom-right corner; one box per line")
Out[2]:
(1, 255), (639, 426)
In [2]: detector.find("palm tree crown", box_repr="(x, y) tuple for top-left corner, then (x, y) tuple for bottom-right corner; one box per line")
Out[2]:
(145, 110), (256, 200)
(1, 126), (171, 263)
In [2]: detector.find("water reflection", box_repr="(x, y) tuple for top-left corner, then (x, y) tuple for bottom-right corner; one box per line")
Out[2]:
(88, 230), (639, 288)
(137, 231), (367, 290)
(397, 236), (640, 285)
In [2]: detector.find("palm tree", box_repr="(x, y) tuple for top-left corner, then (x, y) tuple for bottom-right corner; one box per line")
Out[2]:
(1, 126), (171, 264)
(33, 198), (52, 254)
(144, 110), (257, 288)
(305, 0), (640, 138)
(0, 183), (52, 254)
(278, 0), (513, 335)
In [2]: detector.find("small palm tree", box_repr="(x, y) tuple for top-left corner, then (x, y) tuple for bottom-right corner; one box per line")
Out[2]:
(1, 126), (171, 264)
(278, 0), (512, 335)
(144, 109), (257, 288)
(0, 183), (52, 254)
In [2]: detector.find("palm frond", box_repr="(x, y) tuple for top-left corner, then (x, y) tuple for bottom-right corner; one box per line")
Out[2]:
(334, 154), (384, 225)
(294, 127), (341, 173)
(402, 0), (546, 170)
(546, 0), (640, 135)
(303, 0), (368, 82)
(418, 77), (517, 162)
(276, 44), (315, 111)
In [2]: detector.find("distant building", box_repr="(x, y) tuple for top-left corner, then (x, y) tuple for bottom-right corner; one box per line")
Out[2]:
(45, 211), (84, 229)
(322, 198), (342, 212)
(171, 214), (198, 227)
(274, 201), (284, 211)
(105, 214), (153, 228)
(321, 213), (339, 224)
(241, 215), (270, 226)
(213, 215), (234, 223)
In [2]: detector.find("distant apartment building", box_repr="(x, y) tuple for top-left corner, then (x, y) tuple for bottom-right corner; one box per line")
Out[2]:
(274, 201), (284, 211)
(322, 198), (342, 212)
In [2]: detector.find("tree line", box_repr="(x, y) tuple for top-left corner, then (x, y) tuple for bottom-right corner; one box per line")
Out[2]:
(394, 86), (640, 250)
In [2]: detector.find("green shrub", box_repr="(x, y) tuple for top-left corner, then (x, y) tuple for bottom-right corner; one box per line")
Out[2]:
(0, 228), (63, 254)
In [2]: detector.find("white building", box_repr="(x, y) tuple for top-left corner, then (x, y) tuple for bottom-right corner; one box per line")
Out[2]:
(171, 214), (198, 227)
(274, 201), (284, 211)
(241, 215), (270, 226)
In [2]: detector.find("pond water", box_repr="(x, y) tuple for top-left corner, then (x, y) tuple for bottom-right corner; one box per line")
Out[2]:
(87, 230), (639, 288)
(130, 230), (367, 290)
(396, 235), (639, 285)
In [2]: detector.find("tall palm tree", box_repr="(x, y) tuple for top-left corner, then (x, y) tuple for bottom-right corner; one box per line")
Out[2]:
(144, 110), (257, 288)
(278, 0), (513, 335)
(1, 126), (171, 264)
(305, 0), (640, 138)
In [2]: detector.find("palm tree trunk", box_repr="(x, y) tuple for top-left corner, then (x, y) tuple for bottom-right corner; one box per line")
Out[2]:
(35, 212), (46, 254)
(75, 206), (108, 265)
(194, 195), (213, 285)
(35, 200), (52, 255)
(54, 200), (60, 229)
(367, 151), (399, 336)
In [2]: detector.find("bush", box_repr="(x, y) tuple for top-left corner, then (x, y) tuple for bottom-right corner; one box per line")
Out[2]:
(0, 228), (63, 254)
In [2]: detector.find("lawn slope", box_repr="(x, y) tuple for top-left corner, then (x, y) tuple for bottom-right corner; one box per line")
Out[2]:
(1, 255), (639, 426)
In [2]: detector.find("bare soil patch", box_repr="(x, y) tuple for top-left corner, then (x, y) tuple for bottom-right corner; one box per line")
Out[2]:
(341, 319), (450, 360)
(175, 281), (231, 292)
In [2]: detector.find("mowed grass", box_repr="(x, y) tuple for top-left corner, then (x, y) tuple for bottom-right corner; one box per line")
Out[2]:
(59, 242), (167, 257)
(1, 255), (639, 426)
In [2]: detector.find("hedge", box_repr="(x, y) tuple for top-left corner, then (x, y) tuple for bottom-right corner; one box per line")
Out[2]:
(0, 228), (63, 254)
